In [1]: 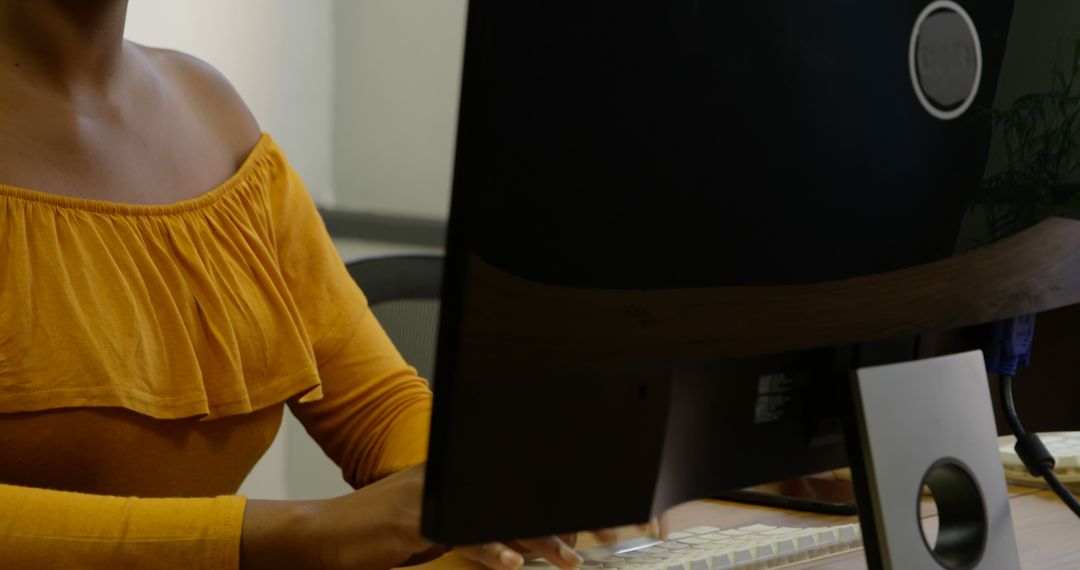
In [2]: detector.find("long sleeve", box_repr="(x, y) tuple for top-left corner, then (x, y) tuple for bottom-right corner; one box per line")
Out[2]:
(268, 154), (433, 487)
(287, 300), (433, 487)
(0, 482), (245, 570)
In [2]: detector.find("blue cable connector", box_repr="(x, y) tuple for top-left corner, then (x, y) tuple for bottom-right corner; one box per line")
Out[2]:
(983, 314), (1036, 376)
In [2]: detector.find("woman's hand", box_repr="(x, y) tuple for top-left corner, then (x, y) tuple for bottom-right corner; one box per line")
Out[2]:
(240, 463), (631, 570)
(241, 462), (440, 570)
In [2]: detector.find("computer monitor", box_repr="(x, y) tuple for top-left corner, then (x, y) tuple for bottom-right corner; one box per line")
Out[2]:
(421, 0), (1074, 545)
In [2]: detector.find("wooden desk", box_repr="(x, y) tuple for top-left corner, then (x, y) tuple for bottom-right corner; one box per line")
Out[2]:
(418, 485), (1080, 570)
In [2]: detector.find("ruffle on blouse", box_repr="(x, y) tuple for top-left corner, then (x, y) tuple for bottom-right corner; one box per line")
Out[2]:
(0, 134), (327, 420)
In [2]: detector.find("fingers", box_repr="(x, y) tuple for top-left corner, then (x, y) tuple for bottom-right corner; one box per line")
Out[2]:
(590, 528), (618, 544)
(636, 515), (669, 539)
(457, 536), (583, 570)
(458, 542), (526, 570)
(558, 533), (578, 549)
(514, 536), (583, 569)
(656, 513), (671, 539)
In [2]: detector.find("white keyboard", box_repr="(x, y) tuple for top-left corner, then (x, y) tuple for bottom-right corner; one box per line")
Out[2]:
(526, 524), (863, 570)
(1000, 431), (1080, 492)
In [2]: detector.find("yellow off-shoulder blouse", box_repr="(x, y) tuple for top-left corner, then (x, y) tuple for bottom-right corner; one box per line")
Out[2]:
(0, 134), (433, 569)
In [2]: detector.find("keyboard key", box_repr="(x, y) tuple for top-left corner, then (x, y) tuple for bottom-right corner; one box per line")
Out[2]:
(582, 537), (662, 561)
(763, 527), (800, 536)
(718, 529), (750, 537)
(695, 533), (726, 542)
(773, 537), (797, 555)
(682, 526), (721, 535)
(816, 529), (838, 545)
(732, 548), (754, 564)
(741, 524), (776, 533)
(754, 543), (776, 559)
(836, 524), (859, 542)
(795, 532), (818, 549)
(664, 532), (693, 540)
(1059, 453), (1080, 468)
(709, 551), (734, 569)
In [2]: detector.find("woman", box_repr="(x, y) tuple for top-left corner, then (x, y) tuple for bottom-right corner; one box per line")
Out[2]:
(0, 1), (619, 568)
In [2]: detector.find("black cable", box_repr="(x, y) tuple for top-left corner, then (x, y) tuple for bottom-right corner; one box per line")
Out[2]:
(999, 375), (1080, 519)
(998, 374), (1026, 438)
(1043, 469), (1080, 519)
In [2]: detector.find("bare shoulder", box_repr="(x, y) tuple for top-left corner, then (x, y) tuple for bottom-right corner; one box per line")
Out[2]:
(131, 43), (263, 159)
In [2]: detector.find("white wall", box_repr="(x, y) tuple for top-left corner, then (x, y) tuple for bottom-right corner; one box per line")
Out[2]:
(125, 0), (336, 205)
(127, 0), (468, 219)
(332, 0), (467, 220)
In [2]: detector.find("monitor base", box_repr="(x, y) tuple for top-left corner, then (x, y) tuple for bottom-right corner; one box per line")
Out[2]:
(846, 350), (1020, 569)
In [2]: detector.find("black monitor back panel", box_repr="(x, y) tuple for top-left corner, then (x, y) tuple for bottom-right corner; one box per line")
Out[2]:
(422, 0), (1014, 545)
(455, 1), (1012, 288)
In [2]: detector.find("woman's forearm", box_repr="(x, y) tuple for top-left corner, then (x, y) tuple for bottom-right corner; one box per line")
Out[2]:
(241, 499), (320, 570)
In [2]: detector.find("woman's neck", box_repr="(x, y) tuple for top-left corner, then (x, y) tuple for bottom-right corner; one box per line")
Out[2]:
(0, 0), (130, 95)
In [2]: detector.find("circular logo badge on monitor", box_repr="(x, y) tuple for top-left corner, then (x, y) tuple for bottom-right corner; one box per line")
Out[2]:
(909, 1), (983, 120)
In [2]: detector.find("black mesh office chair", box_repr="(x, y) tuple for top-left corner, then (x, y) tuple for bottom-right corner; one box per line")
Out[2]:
(345, 254), (444, 385)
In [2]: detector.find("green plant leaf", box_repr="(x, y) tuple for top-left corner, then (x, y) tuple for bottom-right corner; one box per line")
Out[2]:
(975, 34), (1080, 243)
(1072, 37), (1080, 73)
